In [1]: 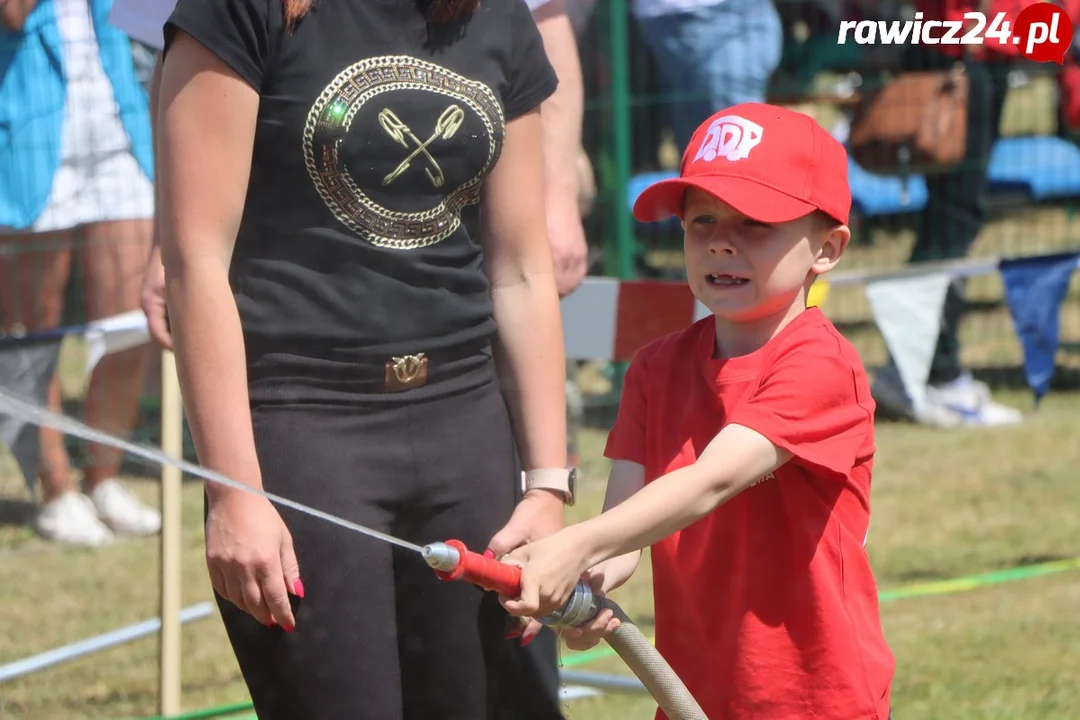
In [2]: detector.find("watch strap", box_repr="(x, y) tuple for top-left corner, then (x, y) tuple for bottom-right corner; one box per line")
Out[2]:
(523, 468), (575, 505)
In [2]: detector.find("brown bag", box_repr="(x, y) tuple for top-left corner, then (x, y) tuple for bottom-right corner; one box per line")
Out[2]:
(848, 64), (969, 177)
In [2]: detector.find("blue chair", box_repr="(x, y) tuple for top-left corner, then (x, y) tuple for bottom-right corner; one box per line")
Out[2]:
(987, 136), (1080, 200)
(847, 157), (928, 217)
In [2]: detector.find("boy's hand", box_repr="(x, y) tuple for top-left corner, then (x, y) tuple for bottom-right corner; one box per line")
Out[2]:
(561, 607), (621, 651)
(500, 527), (590, 620)
(558, 551), (639, 650)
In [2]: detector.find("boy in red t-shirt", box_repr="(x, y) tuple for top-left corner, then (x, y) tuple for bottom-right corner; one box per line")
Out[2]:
(501, 103), (896, 719)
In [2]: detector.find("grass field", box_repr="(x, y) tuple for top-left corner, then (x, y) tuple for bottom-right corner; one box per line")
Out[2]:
(2, 385), (1080, 720)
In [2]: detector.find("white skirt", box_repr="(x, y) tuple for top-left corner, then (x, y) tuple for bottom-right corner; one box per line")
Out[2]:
(24, 0), (154, 235)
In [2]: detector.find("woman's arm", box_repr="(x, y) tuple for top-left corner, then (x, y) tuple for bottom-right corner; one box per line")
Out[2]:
(481, 108), (568, 561)
(480, 108), (569, 484)
(158, 30), (301, 629)
(157, 30), (261, 500)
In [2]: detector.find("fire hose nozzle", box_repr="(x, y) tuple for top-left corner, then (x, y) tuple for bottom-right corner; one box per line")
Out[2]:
(421, 541), (461, 573)
(422, 540), (602, 631)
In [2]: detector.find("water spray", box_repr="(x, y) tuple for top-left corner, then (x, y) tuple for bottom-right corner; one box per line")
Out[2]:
(0, 387), (707, 719)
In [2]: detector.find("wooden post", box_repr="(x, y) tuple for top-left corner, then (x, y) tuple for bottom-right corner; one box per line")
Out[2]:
(159, 349), (183, 716)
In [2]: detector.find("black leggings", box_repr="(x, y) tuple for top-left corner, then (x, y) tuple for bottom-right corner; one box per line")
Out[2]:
(212, 342), (565, 719)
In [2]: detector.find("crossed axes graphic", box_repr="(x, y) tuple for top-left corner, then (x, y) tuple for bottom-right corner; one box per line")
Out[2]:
(379, 105), (466, 188)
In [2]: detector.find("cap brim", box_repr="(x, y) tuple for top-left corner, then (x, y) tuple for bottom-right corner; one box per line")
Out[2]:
(632, 176), (818, 224)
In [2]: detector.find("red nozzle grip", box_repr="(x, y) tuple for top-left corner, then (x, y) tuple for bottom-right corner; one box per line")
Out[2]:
(433, 539), (523, 597)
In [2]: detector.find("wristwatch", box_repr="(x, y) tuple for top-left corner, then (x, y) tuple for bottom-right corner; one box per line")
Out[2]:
(523, 467), (577, 506)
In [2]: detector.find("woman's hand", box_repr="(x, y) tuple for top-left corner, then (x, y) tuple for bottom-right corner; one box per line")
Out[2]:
(487, 489), (565, 556)
(205, 492), (303, 630)
(486, 489), (565, 644)
(140, 245), (172, 349)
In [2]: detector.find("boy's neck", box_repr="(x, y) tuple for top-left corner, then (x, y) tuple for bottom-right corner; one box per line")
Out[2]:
(711, 301), (808, 360)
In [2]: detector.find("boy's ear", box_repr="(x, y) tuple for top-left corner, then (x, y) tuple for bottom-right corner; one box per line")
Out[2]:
(810, 223), (850, 277)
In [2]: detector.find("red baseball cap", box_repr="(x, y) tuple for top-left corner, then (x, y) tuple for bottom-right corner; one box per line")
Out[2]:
(632, 103), (851, 226)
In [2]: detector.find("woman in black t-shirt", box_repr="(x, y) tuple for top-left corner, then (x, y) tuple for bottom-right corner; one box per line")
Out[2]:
(156, 0), (572, 716)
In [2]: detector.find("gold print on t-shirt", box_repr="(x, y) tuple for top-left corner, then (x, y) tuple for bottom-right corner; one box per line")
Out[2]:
(379, 106), (466, 188)
(303, 55), (505, 249)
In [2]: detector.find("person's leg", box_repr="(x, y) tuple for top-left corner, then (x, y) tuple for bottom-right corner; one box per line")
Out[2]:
(906, 52), (1007, 386)
(0, 229), (115, 544)
(222, 395), (410, 720)
(394, 358), (564, 720)
(636, 0), (784, 150)
(635, 12), (717, 151)
(0, 229), (80, 497)
(514, 623), (566, 718)
(692, 0), (784, 111)
(885, 49), (1019, 423)
(873, 49), (1022, 425)
(77, 218), (161, 534)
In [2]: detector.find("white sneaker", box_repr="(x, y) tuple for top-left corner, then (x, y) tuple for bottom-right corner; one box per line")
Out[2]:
(89, 479), (162, 536)
(35, 492), (115, 547)
(871, 366), (1023, 428)
(924, 373), (1024, 427)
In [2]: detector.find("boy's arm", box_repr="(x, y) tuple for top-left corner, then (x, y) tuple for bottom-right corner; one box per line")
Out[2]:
(578, 424), (791, 569)
(504, 423), (790, 618)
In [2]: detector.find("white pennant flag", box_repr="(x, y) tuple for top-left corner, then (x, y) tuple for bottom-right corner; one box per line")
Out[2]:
(84, 310), (151, 375)
(864, 271), (951, 413)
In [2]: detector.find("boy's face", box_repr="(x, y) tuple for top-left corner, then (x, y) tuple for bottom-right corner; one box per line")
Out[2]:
(681, 188), (849, 324)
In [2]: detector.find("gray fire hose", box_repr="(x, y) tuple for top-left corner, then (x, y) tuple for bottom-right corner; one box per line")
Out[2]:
(422, 541), (708, 719)
(598, 598), (707, 719)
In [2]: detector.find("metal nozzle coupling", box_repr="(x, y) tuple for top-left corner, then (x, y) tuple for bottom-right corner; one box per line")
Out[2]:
(421, 542), (460, 572)
(541, 581), (602, 631)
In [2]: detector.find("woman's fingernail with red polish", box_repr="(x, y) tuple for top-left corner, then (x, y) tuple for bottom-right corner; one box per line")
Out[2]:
(483, 549), (495, 559)
(520, 633), (536, 647)
(283, 624), (295, 633)
(294, 579), (305, 598)
(505, 626), (524, 639)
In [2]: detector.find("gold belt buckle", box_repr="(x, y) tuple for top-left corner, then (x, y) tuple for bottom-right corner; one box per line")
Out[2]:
(385, 352), (428, 392)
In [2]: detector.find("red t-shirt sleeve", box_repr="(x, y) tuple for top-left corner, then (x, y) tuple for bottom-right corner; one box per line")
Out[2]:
(725, 347), (872, 481)
(603, 348), (649, 466)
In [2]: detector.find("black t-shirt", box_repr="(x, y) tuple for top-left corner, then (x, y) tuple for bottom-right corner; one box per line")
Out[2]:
(163, 0), (558, 357)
